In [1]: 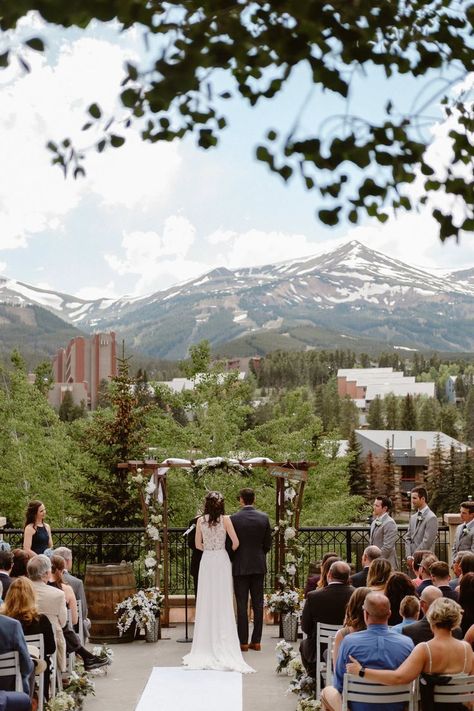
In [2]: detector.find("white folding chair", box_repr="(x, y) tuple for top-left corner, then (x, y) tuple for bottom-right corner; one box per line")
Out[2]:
(24, 633), (45, 711)
(77, 600), (85, 645)
(0, 651), (23, 692)
(325, 635), (336, 688)
(342, 674), (415, 711)
(49, 651), (62, 698)
(433, 674), (474, 705)
(316, 623), (343, 699)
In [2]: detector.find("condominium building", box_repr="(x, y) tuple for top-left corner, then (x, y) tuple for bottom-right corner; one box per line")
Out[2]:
(49, 332), (117, 410)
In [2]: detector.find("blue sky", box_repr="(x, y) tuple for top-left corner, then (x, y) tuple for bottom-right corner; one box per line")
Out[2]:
(0, 13), (473, 300)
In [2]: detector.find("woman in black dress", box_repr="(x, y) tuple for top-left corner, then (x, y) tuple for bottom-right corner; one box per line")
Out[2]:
(23, 501), (52, 555)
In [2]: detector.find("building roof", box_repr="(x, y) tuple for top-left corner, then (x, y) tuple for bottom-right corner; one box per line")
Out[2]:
(365, 382), (435, 400)
(356, 429), (469, 455)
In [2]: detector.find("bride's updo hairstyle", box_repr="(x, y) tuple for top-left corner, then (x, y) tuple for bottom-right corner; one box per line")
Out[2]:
(204, 491), (225, 525)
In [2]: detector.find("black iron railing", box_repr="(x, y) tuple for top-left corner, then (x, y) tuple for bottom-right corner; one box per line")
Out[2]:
(2, 526), (449, 594)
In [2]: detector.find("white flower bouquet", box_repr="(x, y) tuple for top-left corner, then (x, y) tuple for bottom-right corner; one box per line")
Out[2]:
(115, 587), (164, 635)
(266, 588), (301, 614)
(275, 640), (297, 674)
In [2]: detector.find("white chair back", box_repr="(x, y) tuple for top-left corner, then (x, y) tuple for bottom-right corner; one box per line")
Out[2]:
(433, 674), (474, 704)
(0, 651), (23, 693)
(316, 623), (343, 699)
(342, 674), (415, 711)
(77, 599), (85, 644)
(24, 633), (45, 711)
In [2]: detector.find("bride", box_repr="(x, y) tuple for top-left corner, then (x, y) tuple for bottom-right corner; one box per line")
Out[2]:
(183, 491), (255, 673)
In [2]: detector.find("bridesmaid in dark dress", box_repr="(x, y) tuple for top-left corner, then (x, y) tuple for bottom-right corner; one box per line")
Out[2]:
(23, 501), (53, 556)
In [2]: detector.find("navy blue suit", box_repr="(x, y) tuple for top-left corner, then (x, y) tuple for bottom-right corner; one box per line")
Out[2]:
(231, 506), (272, 645)
(0, 615), (34, 695)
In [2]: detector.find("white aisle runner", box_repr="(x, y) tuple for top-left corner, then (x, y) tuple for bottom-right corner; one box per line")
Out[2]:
(135, 667), (242, 711)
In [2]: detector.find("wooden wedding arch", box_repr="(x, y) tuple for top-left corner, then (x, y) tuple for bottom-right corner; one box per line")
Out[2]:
(118, 457), (316, 625)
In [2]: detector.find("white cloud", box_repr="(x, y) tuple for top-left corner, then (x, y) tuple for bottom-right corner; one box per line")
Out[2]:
(105, 217), (205, 295)
(205, 228), (317, 269)
(75, 282), (120, 300)
(0, 22), (182, 254)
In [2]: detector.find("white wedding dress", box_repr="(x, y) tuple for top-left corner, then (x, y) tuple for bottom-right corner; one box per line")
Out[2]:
(183, 516), (255, 673)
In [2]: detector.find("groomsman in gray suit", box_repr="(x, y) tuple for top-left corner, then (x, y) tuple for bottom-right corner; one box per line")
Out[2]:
(452, 501), (474, 557)
(369, 495), (399, 570)
(405, 486), (438, 572)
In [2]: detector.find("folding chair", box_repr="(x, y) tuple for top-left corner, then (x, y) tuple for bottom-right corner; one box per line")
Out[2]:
(76, 600), (85, 645)
(325, 635), (336, 688)
(316, 623), (343, 699)
(342, 674), (415, 711)
(49, 651), (62, 698)
(0, 651), (23, 693)
(24, 633), (45, 711)
(433, 674), (474, 705)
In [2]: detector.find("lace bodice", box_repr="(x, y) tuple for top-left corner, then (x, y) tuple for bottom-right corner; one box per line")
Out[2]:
(201, 516), (227, 550)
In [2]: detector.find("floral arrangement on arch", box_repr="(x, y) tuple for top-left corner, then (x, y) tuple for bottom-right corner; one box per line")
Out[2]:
(266, 588), (302, 615)
(191, 457), (252, 478)
(129, 467), (164, 581)
(274, 477), (305, 589)
(115, 587), (165, 635)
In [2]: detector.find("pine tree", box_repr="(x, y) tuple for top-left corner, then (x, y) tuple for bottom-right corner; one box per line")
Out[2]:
(75, 356), (149, 527)
(339, 396), (360, 438)
(384, 394), (400, 429)
(382, 440), (398, 513)
(401, 393), (417, 430)
(367, 397), (384, 429)
(427, 434), (447, 514)
(366, 451), (385, 501)
(347, 431), (367, 498)
(464, 387), (474, 446)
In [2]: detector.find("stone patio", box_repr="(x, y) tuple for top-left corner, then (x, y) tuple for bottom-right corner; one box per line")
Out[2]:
(83, 623), (298, 711)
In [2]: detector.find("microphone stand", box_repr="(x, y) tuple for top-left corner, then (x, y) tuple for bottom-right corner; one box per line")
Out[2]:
(177, 527), (193, 643)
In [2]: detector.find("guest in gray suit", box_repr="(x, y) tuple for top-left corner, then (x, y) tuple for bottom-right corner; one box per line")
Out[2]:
(452, 501), (474, 557)
(231, 488), (272, 651)
(369, 495), (399, 570)
(405, 486), (438, 573)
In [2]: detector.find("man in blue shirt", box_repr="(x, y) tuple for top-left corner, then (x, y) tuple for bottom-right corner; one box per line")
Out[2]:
(321, 592), (413, 711)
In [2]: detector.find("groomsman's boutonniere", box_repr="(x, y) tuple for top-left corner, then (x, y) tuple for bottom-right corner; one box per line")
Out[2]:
(462, 525), (469, 536)
(374, 519), (382, 527)
(416, 512), (423, 522)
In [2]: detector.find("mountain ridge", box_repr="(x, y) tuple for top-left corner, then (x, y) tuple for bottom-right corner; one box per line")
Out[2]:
(1, 241), (474, 358)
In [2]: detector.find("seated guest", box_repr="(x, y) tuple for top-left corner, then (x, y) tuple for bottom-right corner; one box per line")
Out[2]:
(346, 597), (474, 711)
(332, 587), (370, 664)
(384, 572), (416, 626)
(350, 546), (381, 588)
(316, 555), (341, 590)
(416, 553), (438, 595)
(2, 577), (55, 702)
(0, 608), (34, 696)
(50, 556), (106, 671)
(391, 595), (420, 633)
(366, 558), (391, 591)
(27, 555), (67, 672)
(450, 551), (466, 590)
(53, 546), (90, 638)
(300, 561), (354, 675)
(403, 585), (463, 644)
(304, 561), (320, 598)
(321, 592), (414, 711)
(411, 549), (433, 586)
(429, 560), (458, 600)
(459, 572), (474, 636)
(458, 551), (474, 585)
(465, 623), (474, 649)
(0, 549), (14, 597)
(0, 691), (31, 711)
(10, 550), (34, 579)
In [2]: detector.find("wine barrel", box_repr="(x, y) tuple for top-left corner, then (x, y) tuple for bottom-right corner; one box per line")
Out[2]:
(85, 563), (137, 643)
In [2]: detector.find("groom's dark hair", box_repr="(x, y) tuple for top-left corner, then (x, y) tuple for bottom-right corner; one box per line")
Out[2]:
(239, 488), (255, 505)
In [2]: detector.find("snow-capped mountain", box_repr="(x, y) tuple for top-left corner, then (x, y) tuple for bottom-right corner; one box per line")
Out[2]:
(2, 241), (474, 358)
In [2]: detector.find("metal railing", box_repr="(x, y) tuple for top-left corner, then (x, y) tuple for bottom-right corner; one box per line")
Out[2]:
(2, 525), (450, 594)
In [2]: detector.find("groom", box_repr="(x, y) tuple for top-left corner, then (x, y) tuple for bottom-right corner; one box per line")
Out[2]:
(231, 488), (272, 652)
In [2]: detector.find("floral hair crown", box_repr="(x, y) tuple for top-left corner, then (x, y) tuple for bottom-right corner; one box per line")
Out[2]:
(207, 491), (223, 502)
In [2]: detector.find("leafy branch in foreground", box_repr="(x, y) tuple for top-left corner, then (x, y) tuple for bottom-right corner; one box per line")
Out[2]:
(1, 0), (473, 239)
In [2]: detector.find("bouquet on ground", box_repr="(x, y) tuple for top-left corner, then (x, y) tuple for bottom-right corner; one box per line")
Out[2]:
(115, 587), (165, 635)
(266, 587), (302, 615)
